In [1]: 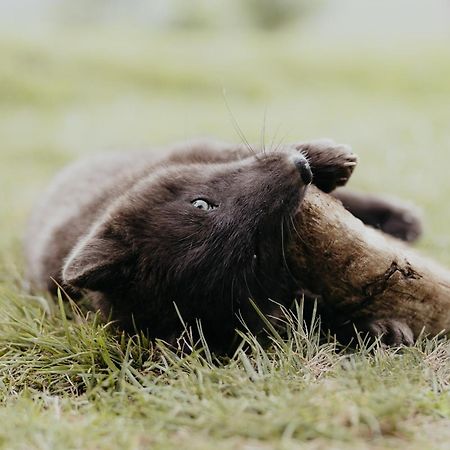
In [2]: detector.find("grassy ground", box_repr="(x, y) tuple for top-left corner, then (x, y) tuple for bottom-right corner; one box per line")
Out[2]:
(1, 27), (450, 449)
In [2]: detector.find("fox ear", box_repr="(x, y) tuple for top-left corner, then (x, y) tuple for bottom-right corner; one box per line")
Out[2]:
(63, 222), (130, 292)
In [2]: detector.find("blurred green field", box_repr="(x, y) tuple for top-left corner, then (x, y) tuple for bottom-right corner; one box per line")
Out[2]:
(0, 27), (450, 449)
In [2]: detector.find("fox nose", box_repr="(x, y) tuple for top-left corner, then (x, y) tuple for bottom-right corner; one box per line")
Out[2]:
(293, 155), (313, 185)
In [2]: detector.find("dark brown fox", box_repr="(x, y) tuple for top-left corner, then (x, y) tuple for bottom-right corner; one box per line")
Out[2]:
(24, 139), (422, 350)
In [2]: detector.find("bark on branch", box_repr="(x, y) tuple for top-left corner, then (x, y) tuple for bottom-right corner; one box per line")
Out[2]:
(289, 186), (450, 338)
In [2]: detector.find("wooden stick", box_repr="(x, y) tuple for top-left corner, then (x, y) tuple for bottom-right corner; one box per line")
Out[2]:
(289, 186), (450, 338)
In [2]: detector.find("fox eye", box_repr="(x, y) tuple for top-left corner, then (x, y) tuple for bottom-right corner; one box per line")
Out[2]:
(191, 199), (217, 211)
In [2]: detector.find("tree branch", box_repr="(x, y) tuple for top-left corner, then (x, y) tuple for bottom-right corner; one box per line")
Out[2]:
(289, 186), (450, 338)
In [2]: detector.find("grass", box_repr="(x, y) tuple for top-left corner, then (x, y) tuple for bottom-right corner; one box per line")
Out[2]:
(0, 25), (450, 449)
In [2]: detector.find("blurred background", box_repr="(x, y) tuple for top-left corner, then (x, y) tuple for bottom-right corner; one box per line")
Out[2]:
(1, 0), (449, 267)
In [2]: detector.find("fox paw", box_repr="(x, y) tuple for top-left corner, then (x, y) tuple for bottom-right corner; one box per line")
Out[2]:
(296, 139), (358, 193)
(357, 318), (414, 347)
